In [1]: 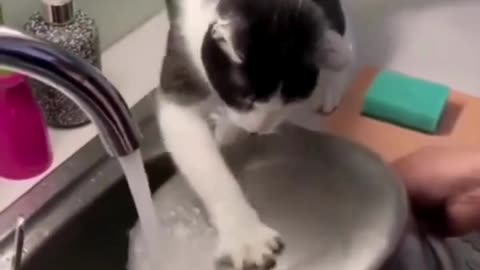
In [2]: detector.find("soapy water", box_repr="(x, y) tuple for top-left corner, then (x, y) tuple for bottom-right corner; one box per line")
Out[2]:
(118, 150), (163, 270)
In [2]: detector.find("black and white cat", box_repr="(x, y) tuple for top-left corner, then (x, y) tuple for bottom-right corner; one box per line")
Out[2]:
(138, 0), (353, 269)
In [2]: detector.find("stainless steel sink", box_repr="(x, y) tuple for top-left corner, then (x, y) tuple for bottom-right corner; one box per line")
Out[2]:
(20, 153), (174, 270)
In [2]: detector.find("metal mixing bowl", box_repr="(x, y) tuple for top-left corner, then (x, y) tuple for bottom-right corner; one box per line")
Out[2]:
(128, 124), (452, 270)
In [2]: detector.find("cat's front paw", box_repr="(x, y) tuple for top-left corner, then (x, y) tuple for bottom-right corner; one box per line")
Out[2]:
(311, 64), (352, 115)
(215, 221), (284, 270)
(312, 85), (343, 115)
(312, 30), (354, 115)
(310, 77), (345, 115)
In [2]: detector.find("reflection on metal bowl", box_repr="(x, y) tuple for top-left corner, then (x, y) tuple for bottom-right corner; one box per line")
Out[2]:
(129, 125), (451, 270)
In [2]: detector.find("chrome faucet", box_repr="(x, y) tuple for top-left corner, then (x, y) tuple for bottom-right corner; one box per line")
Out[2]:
(0, 26), (141, 157)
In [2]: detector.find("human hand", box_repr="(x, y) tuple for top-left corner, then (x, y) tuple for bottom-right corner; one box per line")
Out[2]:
(392, 145), (480, 236)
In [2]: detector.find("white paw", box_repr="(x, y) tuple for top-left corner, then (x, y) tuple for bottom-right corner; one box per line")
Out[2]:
(314, 85), (343, 114)
(310, 70), (347, 115)
(311, 30), (354, 114)
(215, 221), (284, 270)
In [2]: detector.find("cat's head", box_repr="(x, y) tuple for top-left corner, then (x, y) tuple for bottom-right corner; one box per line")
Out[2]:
(201, 0), (343, 133)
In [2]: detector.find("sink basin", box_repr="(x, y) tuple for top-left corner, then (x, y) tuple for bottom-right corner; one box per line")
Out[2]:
(24, 156), (176, 270)
(21, 152), (175, 270)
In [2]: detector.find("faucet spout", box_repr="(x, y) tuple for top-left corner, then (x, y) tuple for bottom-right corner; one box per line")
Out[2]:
(0, 26), (141, 157)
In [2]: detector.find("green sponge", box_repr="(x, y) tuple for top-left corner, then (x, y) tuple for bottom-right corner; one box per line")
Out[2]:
(362, 70), (451, 134)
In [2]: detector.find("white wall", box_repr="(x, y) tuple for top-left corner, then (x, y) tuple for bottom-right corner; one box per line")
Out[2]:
(2, 0), (165, 49)
(343, 0), (480, 97)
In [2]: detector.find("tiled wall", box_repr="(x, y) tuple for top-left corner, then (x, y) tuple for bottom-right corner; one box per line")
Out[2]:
(1, 0), (164, 49)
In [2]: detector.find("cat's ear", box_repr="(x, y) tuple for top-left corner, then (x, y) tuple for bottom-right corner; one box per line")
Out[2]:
(321, 30), (352, 71)
(211, 17), (244, 64)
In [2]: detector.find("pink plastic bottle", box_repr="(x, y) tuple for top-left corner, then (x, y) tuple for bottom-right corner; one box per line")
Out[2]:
(0, 72), (53, 180)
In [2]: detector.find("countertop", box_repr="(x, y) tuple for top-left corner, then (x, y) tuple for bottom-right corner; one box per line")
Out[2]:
(324, 68), (480, 162)
(1, 0), (480, 212)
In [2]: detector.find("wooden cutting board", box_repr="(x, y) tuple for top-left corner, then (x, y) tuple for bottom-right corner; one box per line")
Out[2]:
(323, 68), (480, 162)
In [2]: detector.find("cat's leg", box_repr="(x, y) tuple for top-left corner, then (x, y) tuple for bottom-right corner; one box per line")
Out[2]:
(156, 93), (283, 270)
(311, 29), (354, 114)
